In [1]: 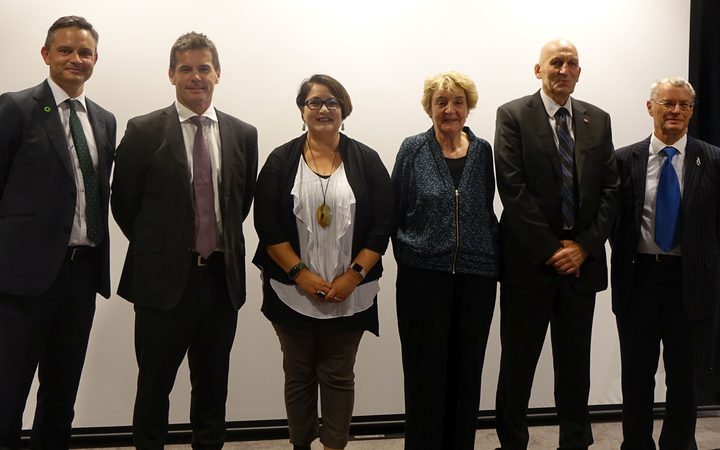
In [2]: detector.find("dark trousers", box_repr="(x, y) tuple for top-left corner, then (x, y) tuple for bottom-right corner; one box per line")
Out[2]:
(272, 323), (363, 449)
(0, 247), (98, 450)
(396, 263), (497, 450)
(132, 253), (237, 450)
(495, 278), (596, 450)
(617, 256), (709, 450)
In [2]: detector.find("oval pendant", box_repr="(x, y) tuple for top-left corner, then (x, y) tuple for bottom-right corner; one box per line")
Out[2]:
(317, 203), (333, 228)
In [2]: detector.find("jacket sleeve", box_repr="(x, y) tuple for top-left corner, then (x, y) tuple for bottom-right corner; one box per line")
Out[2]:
(111, 118), (150, 240)
(253, 147), (292, 246)
(0, 93), (22, 198)
(573, 113), (619, 258)
(241, 125), (259, 221)
(362, 149), (394, 254)
(391, 137), (414, 239)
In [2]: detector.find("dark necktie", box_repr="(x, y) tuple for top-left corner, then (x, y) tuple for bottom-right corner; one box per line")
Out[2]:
(555, 107), (575, 229)
(655, 146), (681, 252)
(190, 116), (218, 258)
(66, 99), (103, 244)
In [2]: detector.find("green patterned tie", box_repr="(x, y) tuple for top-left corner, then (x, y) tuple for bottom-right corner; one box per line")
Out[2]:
(66, 99), (103, 244)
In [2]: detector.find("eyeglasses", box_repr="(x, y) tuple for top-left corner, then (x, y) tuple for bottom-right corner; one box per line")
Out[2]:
(305, 98), (340, 111)
(653, 99), (694, 111)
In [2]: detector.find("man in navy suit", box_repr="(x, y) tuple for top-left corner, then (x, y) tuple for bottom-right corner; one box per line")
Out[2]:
(612, 77), (720, 450)
(494, 39), (618, 450)
(0, 16), (116, 450)
(111, 32), (257, 449)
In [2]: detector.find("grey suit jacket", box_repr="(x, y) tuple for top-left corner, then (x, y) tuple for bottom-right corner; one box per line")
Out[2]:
(494, 91), (618, 292)
(111, 104), (258, 310)
(0, 80), (116, 297)
(611, 136), (720, 320)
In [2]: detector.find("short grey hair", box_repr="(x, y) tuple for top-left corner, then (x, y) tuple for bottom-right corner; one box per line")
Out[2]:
(650, 77), (696, 101)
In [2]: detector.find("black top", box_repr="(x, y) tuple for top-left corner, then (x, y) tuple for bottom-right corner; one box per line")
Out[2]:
(444, 156), (467, 189)
(252, 133), (394, 335)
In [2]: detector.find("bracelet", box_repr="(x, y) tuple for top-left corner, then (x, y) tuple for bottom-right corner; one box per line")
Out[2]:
(287, 261), (307, 280)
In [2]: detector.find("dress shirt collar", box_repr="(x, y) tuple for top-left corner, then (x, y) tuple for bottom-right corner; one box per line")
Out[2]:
(650, 133), (687, 156)
(46, 77), (88, 111)
(175, 100), (218, 123)
(539, 89), (573, 119)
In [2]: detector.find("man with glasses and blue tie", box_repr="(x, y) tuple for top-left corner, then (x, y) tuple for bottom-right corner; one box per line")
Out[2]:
(611, 77), (720, 450)
(111, 32), (257, 449)
(0, 16), (116, 449)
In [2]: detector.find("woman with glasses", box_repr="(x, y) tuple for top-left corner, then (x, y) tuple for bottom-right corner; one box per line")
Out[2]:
(253, 74), (393, 450)
(391, 71), (500, 450)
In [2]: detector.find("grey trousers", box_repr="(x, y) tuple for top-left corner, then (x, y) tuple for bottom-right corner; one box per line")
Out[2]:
(273, 323), (363, 449)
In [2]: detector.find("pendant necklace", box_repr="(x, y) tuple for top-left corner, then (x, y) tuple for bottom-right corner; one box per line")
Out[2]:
(307, 140), (338, 228)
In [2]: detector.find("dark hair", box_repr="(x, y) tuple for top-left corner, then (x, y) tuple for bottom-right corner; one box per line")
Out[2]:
(44, 16), (98, 49)
(295, 74), (353, 120)
(169, 32), (220, 71)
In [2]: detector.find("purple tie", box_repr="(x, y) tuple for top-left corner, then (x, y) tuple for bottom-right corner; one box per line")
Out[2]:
(190, 116), (217, 258)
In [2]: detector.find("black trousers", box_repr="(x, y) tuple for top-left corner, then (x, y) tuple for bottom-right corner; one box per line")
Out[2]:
(0, 247), (98, 450)
(617, 256), (711, 450)
(396, 263), (497, 450)
(495, 277), (596, 450)
(132, 253), (237, 450)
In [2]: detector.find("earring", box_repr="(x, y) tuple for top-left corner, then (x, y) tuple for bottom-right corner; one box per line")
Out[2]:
(302, 123), (306, 131)
(341, 122), (345, 131)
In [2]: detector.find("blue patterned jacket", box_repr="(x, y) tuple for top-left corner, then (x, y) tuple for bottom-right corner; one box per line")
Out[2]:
(392, 127), (500, 276)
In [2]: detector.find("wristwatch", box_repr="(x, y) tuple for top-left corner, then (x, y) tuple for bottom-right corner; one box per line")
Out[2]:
(348, 262), (366, 280)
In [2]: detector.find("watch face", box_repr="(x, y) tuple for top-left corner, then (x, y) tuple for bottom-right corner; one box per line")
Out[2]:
(351, 263), (364, 273)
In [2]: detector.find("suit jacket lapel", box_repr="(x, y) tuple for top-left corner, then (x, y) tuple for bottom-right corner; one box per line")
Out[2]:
(528, 93), (561, 180)
(217, 110), (235, 212)
(630, 138), (650, 231)
(86, 100), (111, 204)
(682, 136), (702, 213)
(571, 100), (591, 187)
(163, 105), (193, 202)
(34, 82), (74, 178)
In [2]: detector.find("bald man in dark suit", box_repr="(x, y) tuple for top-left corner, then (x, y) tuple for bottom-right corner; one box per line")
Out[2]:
(493, 39), (618, 450)
(0, 16), (115, 450)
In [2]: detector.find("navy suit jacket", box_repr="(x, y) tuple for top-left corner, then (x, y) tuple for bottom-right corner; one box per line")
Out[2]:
(0, 80), (116, 298)
(494, 91), (618, 292)
(611, 136), (720, 320)
(111, 104), (258, 311)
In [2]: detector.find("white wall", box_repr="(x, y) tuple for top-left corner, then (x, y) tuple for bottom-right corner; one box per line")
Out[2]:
(2, 0), (690, 428)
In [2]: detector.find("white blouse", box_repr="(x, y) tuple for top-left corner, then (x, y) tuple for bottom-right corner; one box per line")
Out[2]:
(270, 158), (379, 319)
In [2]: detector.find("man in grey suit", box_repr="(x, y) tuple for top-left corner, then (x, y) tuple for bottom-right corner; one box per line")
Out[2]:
(111, 32), (258, 449)
(612, 77), (720, 450)
(494, 39), (618, 450)
(0, 16), (116, 450)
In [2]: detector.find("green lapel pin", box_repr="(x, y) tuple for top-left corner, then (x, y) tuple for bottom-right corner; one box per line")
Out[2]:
(43, 106), (52, 113)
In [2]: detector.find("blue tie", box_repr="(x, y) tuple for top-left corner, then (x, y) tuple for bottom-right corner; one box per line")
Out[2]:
(555, 107), (575, 229)
(655, 146), (681, 252)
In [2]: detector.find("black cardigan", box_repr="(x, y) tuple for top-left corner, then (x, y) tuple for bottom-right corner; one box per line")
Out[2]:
(252, 133), (393, 334)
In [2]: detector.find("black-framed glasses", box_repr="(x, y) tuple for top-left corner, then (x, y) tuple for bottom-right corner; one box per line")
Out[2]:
(652, 99), (694, 111)
(305, 98), (340, 111)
